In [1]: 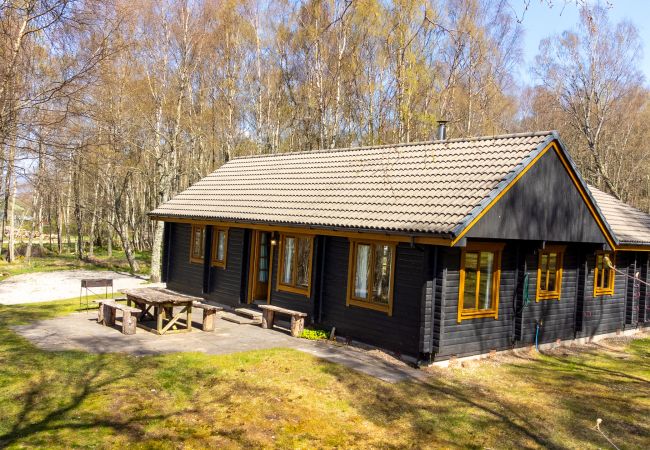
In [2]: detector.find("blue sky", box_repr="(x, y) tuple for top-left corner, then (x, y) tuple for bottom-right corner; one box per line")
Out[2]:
(516, 0), (650, 85)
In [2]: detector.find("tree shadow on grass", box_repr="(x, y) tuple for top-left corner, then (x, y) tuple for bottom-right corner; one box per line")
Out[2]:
(0, 352), (179, 448)
(315, 341), (650, 449)
(317, 361), (561, 449)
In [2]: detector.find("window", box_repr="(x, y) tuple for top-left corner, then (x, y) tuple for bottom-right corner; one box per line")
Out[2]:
(189, 225), (205, 264)
(211, 227), (229, 268)
(457, 242), (504, 322)
(594, 252), (615, 296)
(536, 245), (565, 301)
(346, 240), (396, 315)
(277, 233), (314, 295)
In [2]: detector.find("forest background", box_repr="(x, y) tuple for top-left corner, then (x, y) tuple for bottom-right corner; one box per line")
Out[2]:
(1, 0), (646, 280)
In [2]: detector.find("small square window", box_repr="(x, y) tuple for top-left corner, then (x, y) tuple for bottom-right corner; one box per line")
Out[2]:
(457, 242), (504, 322)
(536, 246), (565, 301)
(594, 252), (615, 296)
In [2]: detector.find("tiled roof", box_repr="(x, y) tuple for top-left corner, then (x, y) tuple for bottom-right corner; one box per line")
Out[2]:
(588, 185), (650, 246)
(150, 131), (555, 235)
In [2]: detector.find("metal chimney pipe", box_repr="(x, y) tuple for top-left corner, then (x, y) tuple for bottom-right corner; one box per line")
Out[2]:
(437, 120), (448, 140)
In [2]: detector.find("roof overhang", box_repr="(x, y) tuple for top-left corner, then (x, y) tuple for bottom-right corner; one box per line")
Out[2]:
(149, 214), (455, 246)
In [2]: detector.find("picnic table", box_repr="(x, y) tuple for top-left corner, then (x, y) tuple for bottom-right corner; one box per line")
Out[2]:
(121, 287), (202, 335)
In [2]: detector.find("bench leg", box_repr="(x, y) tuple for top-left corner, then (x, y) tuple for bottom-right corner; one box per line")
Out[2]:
(202, 310), (215, 332)
(122, 311), (137, 335)
(261, 309), (274, 329)
(104, 304), (116, 327)
(97, 303), (105, 324)
(290, 316), (304, 337)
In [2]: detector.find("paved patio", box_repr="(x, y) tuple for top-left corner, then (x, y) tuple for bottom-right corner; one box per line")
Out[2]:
(13, 310), (426, 383)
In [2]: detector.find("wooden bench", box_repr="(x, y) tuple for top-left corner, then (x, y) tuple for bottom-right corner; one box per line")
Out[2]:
(192, 302), (223, 332)
(258, 305), (307, 337)
(98, 300), (141, 335)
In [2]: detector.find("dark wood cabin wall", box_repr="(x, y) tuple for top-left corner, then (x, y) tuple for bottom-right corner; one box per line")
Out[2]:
(517, 246), (580, 344)
(268, 236), (319, 317)
(161, 222), (171, 282)
(624, 252), (639, 328)
(466, 149), (607, 244)
(435, 245), (517, 359)
(640, 253), (650, 325)
(319, 237), (426, 357)
(418, 247), (435, 355)
(165, 222), (204, 296)
(577, 253), (627, 338)
(431, 262), (446, 354)
(205, 228), (245, 307)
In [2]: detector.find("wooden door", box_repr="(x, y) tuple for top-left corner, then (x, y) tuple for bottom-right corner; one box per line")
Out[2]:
(249, 231), (272, 303)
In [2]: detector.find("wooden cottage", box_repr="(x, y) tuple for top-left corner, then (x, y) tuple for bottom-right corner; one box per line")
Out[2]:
(150, 131), (650, 363)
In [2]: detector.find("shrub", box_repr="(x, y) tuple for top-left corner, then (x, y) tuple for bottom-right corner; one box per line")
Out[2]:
(300, 328), (330, 340)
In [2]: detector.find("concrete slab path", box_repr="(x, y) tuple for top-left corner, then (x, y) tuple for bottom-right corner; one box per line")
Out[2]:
(0, 270), (161, 305)
(13, 311), (426, 383)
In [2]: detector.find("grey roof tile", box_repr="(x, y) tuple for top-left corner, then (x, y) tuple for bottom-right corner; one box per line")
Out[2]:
(150, 131), (554, 234)
(589, 185), (650, 246)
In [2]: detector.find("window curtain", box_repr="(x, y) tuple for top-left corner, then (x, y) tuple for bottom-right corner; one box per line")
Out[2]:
(354, 244), (370, 298)
(282, 237), (295, 284)
(217, 231), (225, 261)
(258, 234), (268, 283)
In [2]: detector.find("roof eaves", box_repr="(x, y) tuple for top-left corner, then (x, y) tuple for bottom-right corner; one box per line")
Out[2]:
(449, 132), (556, 241)
(147, 211), (455, 240)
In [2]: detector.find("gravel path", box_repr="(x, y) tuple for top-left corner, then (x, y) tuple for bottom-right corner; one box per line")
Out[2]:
(0, 270), (161, 305)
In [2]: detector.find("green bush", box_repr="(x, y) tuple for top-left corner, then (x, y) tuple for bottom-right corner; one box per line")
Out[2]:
(300, 328), (330, 340)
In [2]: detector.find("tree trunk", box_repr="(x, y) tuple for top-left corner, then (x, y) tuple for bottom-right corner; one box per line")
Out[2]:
(6, 135), (16, 263)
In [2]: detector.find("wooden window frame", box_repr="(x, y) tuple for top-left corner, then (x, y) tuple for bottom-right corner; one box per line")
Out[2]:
(276, 233), (314, 297)
(346, 239), (397, 316)
(211, 227), (229, 268)
(536, 245), (565, 301)
(189, 225), (205, 264)
(594, 251), (616, 296)
(457, 242), (504, 323)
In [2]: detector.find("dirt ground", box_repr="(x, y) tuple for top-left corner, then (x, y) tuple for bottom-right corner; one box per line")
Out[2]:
(0, 270), (158, 305)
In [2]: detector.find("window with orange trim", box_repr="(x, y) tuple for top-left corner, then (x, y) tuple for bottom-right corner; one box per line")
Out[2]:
(211, 227), (228, 268)
(189, 225), (205, 264)
(457, 242), (504, 322)
(594, 252), (615, 296)
(536, 246), (565, 301)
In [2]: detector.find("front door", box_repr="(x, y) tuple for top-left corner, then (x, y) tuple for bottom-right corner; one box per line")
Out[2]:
(249, 231), (272, 303)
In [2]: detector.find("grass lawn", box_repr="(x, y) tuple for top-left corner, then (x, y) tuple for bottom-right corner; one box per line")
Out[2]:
(0, 299), (648, 449)
(0, 247), (151, 281)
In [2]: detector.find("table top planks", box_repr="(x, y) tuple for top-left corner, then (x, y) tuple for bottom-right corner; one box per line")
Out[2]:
(121, 287), (202, 305)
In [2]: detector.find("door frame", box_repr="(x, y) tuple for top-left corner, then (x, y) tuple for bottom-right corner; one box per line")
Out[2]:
(247, 230), (274, 304)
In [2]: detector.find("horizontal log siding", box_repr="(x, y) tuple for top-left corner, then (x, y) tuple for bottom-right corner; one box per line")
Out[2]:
(166, 222), (203, 296)
(205, 228), (245, 307)
(640, 253), (650, 324)
(431, 258), (447, 354)
(435, 245), (517, 359)
(320, 237), (426, 357)
(268, 236), (318, 317)
(518, 246), (580, 344)
(625, 252), (639, 328)
(419, 247), (435, 354)
(578, 252), (627, 338)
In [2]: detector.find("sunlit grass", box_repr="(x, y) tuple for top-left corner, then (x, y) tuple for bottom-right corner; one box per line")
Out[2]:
(0, 299), (648, 448)
(0, 246), (151, 281)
